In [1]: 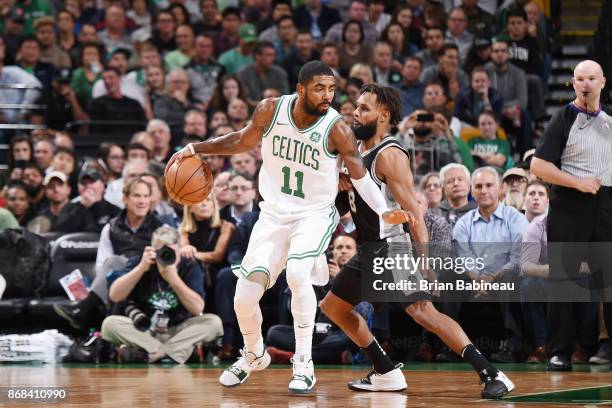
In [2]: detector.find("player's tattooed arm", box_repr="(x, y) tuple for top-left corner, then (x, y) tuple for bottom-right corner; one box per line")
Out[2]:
(376, 148), (429, 247)
(183, 98), (277, 157)
(327, 119), (367, 179)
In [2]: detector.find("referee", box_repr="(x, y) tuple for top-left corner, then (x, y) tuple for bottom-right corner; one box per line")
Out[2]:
(531, 60), (612, 371)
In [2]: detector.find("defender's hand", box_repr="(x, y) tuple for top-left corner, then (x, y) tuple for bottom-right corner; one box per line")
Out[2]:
(382, 209), (416, 226)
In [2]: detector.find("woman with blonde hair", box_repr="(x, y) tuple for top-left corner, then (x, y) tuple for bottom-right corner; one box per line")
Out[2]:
(348, 63), (374, 86)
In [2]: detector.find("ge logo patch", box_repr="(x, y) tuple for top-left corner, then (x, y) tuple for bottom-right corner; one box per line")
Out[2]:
(310, 132), (321, 143)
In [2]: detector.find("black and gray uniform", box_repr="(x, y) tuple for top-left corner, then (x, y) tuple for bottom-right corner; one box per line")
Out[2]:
(331, 137), (430, 307)
(534, 102), (612, 358)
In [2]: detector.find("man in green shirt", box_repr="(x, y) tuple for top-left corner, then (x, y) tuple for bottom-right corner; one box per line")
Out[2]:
(13, 0), (52, 36)
(218, 23), (256, 75)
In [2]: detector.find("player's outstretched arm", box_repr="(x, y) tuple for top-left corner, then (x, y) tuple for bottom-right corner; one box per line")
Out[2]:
(375, 148), (429, 245)
(328, 120), (416, 226)
(170, 98), (278, 162)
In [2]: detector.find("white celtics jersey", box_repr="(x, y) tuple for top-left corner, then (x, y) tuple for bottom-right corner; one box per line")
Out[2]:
(259, 94), (342, 213)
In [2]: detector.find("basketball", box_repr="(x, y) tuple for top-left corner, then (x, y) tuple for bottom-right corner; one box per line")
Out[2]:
(164, 155), (213, 205)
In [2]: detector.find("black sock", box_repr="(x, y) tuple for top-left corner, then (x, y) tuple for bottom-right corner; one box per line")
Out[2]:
(462, 344), (498, 377)
(364, 338), (395, 374)
(76, 292), (103, 317)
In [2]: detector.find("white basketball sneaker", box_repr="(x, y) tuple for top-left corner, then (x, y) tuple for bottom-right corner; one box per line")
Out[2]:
(288, 354), (316, 394)
(348, 363), (407, 392)
(219, 347), (271, 387)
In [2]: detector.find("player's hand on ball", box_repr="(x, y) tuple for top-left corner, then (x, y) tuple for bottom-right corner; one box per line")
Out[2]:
(382, 209), (416, 226)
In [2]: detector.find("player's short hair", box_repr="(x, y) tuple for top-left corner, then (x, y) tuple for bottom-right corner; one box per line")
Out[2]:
(359, 83), (402, 126)
(298, 61), (334, 86)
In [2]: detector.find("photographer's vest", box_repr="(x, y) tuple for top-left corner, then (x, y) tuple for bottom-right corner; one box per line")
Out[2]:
(109, 211), (163, 258)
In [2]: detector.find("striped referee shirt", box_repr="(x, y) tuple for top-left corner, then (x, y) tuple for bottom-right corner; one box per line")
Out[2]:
(534, 103), (612, 186)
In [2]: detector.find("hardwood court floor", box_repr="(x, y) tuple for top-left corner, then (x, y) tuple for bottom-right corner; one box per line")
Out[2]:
(1, 363), (612, 408)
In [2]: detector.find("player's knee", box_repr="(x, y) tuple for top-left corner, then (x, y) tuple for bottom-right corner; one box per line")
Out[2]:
(233, 278), (265, 316)
(407, 301), (437, 328)
(285, 258), (314, 292)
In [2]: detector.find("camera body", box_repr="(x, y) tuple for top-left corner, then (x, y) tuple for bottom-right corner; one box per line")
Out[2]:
(155, 245), (176, 266)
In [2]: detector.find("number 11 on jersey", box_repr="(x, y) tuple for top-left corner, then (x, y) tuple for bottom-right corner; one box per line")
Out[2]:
(281, 166), (305, 199)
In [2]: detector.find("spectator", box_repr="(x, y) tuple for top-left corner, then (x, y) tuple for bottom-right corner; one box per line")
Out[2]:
(237, 40), (289, 108)
(208, 110), (229, 130)
(505, 7), (545, 119)
(193, 0), (222, 36)
(34, 16), (71, 69)
(54, 12), (77, 60)
(151, 10), (177, 55)
(293, 0), (341, 44)
(91, 47), (144, 106)
(45, 67), (89, 129)
(391, 4), (423, 48)
(53, 176), (163, 331)
(49, 146), (77, 180)
(461, 0), (494, 35)
(89, 66), (146, 133)
(380, 22), (417, 72)
(74, 23), (100, 58)
(220, 171), (258, 225)
(485, 38), (532, 155)
(229, 152), (257, 177)
(339, 100), (356, 126)
(17, 36), (54, 91)
(168, 3), (190, 26)
(319, 43), (344, 92)
(421, 43), (469, 101)
(398, 109), (462, 181)
(213, 171), (232, 209)
(23, 162), (47, 211)
(415, 27), (445, 69)
(36, 170), (71, 228)
(165, 24), (195, 71)
(281, 32), (318, 90)
(2, 6), (27, 65)
(183, 110), (207, 140)
(185, 34), (226, 109)
(208, 74), (246, 114)
(449, 166), (528, 363)
(422, 82), (465, 142)
(52, 167), (120, 233)
(126, 0), (152, 31)
(463, 35), (492, 75)
(102, 225), (223, 364)
(324, 0), (378, 46)
(98, 3), (132, 54)
(348, 64), (374, 88)
(524, 1), (554, 91)
(338, 20), (373, 78)
(219, 23), (257, 75)
(368, 0), (391, 33)
(0, 135), (33, 189)
(523, 180), (549, 222)
(10, 0), (52, 37)
(438, 163), (476, 227)
(393, 56), (425, 118)
(266, 234), (369, 364)
(214, 6), (241, 56)
(126, 142), (151, 163)
(271, 15), (297, 63)
(4, 180), (35, 226)
(371, 41), (402, 86)
(454, 67), (503, 127)
(140, 173), (178, 227)
(97, 143), (126, 183)
(105, 159), (149, 209)
(445, 8), (474, 63)
(418, 172), (443, 213)
(153, 68), (198, 135)
(0, 36), (43, 124)
(227, 98), (249, 131)
(468, 111), (512, 170)
(143, 65), (166, 120)
(33, 137), (54, 171)
(501, 167), (528, 211)
(0, 208), (19, 229)
(131, 131), (156, 155)
(70, 42), (103, 110)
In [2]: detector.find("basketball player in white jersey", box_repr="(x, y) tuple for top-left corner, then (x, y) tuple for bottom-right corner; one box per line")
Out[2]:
(321, 84), (515, 399)
(170, 61), (413, 394)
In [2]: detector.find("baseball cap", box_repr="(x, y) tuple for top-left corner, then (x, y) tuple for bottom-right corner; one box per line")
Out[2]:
(502, 167), (528, 181)
(8, 5), (25, 23)
(54, 67), (72, 83)
(43, 171), (68, 186)
(239, 23), (257, 43)
(473, 35), (491, 49)
(34, 16), (55, 30)
(79, 167), (101, 183)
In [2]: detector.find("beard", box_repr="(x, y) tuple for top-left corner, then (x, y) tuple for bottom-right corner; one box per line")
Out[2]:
(26, 184), (42, 198)
(504, 191), (524, 211)
(303, 92), (329, 117)
(352, 120), (378, 140)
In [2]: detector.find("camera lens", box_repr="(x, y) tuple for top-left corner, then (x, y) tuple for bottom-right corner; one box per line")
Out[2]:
(156, 245), (176, 266)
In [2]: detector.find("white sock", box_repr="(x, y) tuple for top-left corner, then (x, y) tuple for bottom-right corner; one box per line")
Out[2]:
(234, 278), (265, 356)
(286, 259), (317, 358)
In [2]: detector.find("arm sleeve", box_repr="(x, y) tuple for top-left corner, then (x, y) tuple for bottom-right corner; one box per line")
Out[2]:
(534, 107), (570, 166)
(350, 172), (389, 216)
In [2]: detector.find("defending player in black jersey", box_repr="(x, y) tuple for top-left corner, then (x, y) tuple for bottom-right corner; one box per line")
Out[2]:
(319, 84), (514, 399)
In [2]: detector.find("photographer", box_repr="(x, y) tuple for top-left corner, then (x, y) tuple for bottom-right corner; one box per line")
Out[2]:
(398, 109), (463, 182)
(101, 226), (223, 364)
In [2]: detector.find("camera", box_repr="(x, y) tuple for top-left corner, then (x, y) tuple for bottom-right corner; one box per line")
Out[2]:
(156, 245), (176, 266)
(416, 113), (435, 123)
(124, 301), (151, 331)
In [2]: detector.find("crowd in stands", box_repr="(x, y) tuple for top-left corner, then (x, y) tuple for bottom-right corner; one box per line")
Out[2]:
(0, 0), (609, 366)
